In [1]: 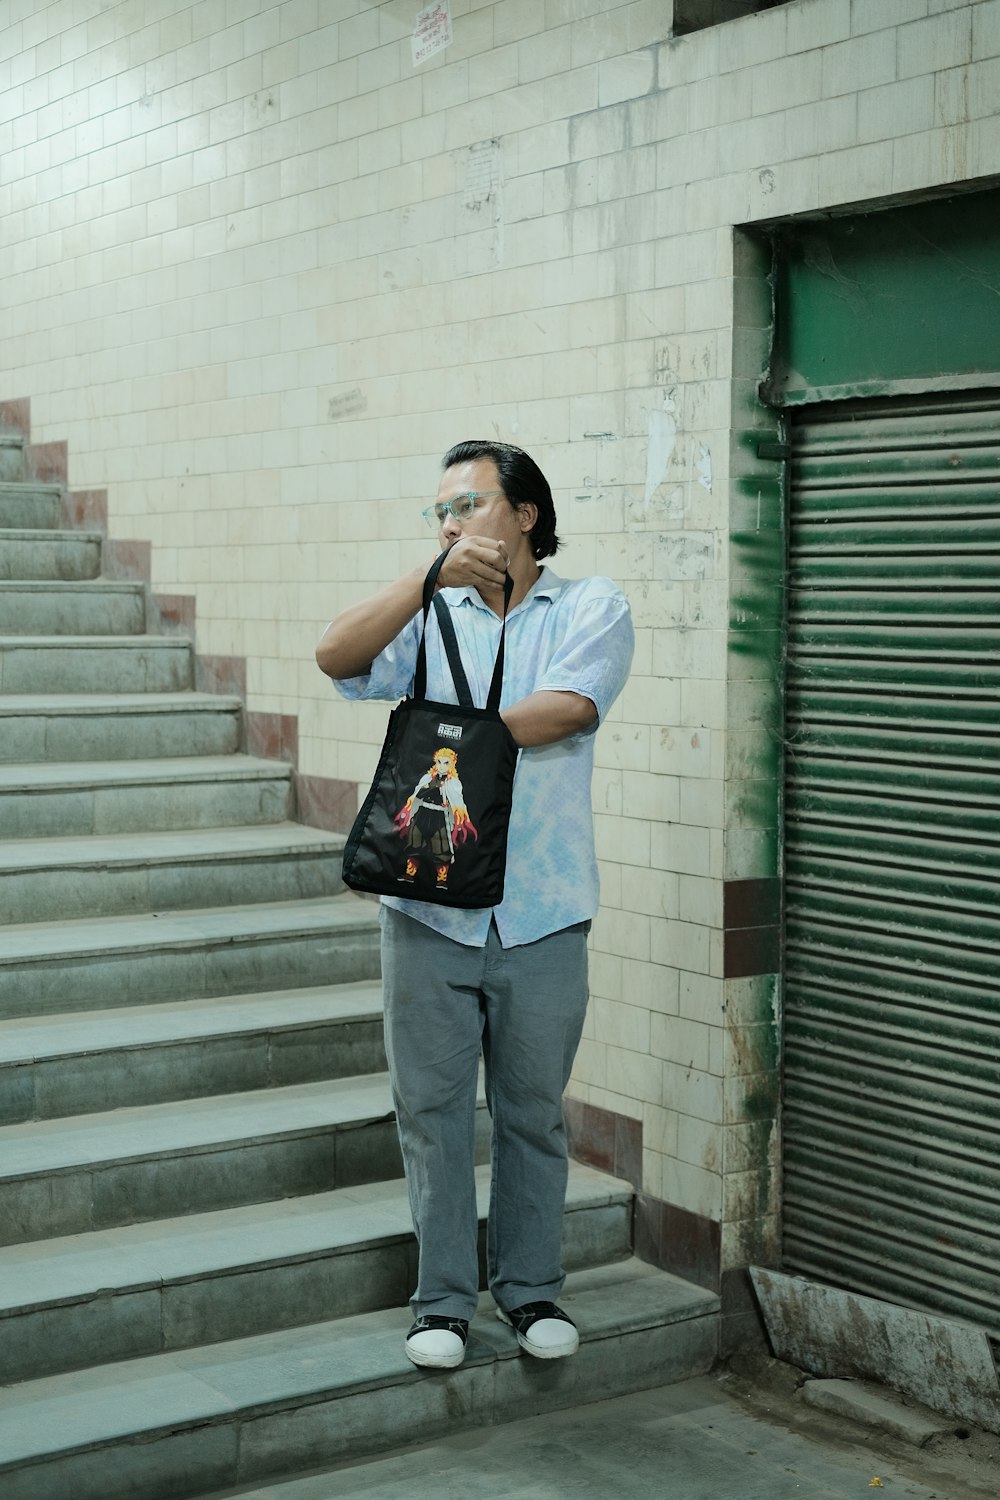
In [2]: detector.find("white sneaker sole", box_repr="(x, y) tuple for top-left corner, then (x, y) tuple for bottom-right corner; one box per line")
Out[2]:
(496, 1308), (580, 1359)
(405, 1344), (465, 1369)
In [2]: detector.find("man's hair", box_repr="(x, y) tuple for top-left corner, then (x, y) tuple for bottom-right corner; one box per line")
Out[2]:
(441, 440), (561, 560)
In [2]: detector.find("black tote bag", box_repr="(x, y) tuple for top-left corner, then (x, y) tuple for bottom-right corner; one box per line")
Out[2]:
(341, 549), (519, 909)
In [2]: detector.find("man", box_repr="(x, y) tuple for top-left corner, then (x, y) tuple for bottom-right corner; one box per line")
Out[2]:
(316, 440), (633, 1369)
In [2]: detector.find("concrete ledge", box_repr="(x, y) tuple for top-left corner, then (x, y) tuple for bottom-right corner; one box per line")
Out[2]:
(802, 1378), (954, 1447)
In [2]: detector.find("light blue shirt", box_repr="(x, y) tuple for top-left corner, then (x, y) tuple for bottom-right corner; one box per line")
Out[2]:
(333, 567), (634, 947)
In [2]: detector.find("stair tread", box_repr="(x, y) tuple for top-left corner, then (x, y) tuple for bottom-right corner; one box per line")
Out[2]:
(0, 893), (377, 963)
(0, 692), (241, 713)
(0, 821), (345, 874)
(0, 1071), (394, 1179)
(0, 1259), (717, 1466)
(0, 1162), (627, 1314)
(0, 981), (383, 1065)
(0, 633), (187, 647)
(0, 527), (101, 540)
(0, 580), (141, 592)
(0, 754), (290, 790)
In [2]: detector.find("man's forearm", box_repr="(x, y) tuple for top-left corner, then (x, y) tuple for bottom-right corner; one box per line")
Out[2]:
(315, 564), (427, 680)
(502, 691), (597, 748)
(316, 536), (514, 681)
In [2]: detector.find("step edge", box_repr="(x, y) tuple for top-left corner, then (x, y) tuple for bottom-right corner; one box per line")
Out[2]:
(0, 1166), (631, 1318)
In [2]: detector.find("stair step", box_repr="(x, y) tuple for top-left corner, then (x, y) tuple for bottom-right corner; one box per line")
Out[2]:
(0, 580), (145, 634)
(0, 754), (292, 838)
(0, 691), (242, 762)
(0, 821), (347, 922)
(0, 482), (62, 528)
(0, 528), (101, 580)
(0, 1163), (629, 1382)
(0, 982), (385, 1122)
(0, 634), (192, 692)
(0, 1259), (719, 1500)
(0, 1072), (403, 1246)
(0, 894), (380, 1017)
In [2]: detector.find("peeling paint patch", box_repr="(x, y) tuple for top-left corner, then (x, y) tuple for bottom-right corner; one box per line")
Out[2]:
(327, 388), (367, 420)
(644, 389), (678, 505)
(695, 442), (712, 491)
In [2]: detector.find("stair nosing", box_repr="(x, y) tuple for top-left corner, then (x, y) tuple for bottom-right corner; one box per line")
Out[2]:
(0, 633), (189, 648)
(0, 580), (142, 592)
(0, 527), (100, 540)
(0, 1072), (396, 1182)
(0, 692), (242, 714)
(0, 894), (376, 963)
(0, 754), (292, 790)
(0, 982), (384, 1066)
(0, 822), (345, 876)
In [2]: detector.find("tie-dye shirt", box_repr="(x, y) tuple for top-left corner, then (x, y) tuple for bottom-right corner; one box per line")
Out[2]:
(332, 567), (634, 948)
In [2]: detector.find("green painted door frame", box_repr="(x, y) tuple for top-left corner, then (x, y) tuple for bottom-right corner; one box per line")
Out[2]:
(768, 189), (1000, 1340)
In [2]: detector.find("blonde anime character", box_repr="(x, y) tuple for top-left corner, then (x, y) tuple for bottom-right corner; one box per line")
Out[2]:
(394, 747), (478, 888)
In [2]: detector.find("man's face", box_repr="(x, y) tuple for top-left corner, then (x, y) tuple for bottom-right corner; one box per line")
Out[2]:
(434, 458), (536, 557)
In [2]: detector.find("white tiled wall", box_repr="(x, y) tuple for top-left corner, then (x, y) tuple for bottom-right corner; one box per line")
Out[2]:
(1, 0), (996, 1266)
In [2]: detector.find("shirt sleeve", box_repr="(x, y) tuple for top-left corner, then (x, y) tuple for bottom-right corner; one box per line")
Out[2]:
(534, 581), (634, 725)
(329, 614), (422, 702)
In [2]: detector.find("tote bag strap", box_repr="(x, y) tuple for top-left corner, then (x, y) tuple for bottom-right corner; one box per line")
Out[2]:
(414, 547), (513, 710)
(432, 594), (474, 708)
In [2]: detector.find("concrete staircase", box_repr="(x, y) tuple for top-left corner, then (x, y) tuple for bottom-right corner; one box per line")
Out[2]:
(0, 426), (720, 1499)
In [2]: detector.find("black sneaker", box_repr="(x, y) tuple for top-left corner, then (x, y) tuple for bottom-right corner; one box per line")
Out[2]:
(404, 1314), (469, 1369)
(496, 1300), (579, 1359)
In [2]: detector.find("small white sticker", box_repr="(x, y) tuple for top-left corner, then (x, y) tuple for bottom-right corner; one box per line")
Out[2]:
(437, 723), (463, 741)
(412, 2), (453, 67)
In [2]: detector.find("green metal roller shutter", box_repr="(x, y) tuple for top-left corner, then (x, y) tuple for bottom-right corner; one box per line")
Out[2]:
(782, 392), (1000, 1340)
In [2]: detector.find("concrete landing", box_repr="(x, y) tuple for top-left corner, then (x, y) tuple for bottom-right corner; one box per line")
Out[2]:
(201, 1374), (972, 1500)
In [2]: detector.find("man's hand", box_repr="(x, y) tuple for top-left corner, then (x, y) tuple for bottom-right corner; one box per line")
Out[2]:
(437, 536), (509, 594)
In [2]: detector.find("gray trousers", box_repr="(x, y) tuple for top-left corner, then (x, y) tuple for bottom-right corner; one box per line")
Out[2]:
(380, 905), (590, 1320)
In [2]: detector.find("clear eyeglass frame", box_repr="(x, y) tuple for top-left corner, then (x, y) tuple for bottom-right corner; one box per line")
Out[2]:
(422, 490), (503, 529)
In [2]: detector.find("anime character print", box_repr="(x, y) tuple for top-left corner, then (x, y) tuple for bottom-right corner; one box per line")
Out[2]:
(393, 747), (478, 890)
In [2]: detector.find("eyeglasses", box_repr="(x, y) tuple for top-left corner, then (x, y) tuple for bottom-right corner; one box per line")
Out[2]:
(421, 490), (503, 529)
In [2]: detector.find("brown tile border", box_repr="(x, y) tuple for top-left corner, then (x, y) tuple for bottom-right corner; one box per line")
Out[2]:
(151, 593), (197, 636)
(564, 1096), (642, 1189)
(63, 488), (109, 530)
(723, 877), (781, 979)
(247, 711), (298, 765)
(0, 397), (31, 435)
(103, 537), (152, 582)
(724, 877), (780, 929)
(634, 1192), (722, 1294)
(195, 653), (248, 699)
(296, 773), (358, 834)
(25, 440), (68, 484)
(565, 1095), (722, 1293)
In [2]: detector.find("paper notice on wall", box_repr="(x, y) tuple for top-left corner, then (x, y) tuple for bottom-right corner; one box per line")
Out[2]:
(412, 2), (452, 67)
